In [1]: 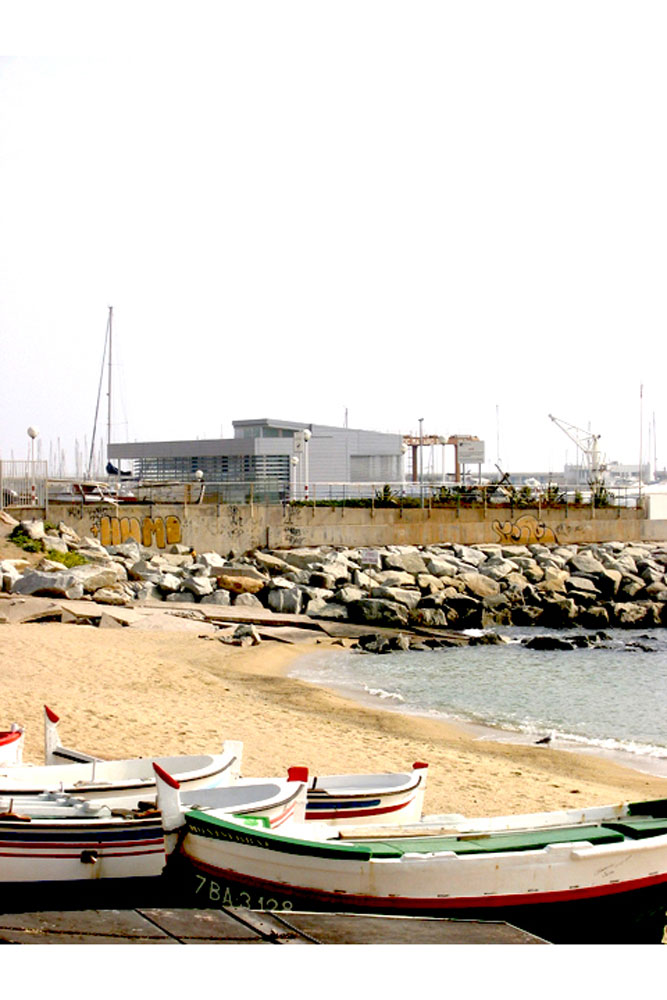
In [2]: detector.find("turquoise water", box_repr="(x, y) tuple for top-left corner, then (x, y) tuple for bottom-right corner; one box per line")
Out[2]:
(290, 629), (667, 777)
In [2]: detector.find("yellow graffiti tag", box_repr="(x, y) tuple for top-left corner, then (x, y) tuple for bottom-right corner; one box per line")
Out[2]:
(493, 514), (558, 546)
(96, 515), (181, 549)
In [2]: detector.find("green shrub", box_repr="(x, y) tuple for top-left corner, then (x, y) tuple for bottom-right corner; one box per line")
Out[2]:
(44, 549), (87, 568)
(8, 525), (43, 553)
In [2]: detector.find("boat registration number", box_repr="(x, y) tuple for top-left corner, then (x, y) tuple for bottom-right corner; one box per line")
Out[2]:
(194, 873), (293, 912)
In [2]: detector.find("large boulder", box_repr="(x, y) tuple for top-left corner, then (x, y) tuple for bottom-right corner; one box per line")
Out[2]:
(11, 570), (84, 600)
(425, 556), (463, 578)
(524, 635), (576, 651)
(537, 568), (570, 594)
(70, 563), (128, 593)
(215, 573), (265, 595)
(480, 557), (518, 582)
(440, 594), (483, 629)
(92, 586), (133, 606)
(267, 587), (304, 614)
(42, 534), (69, 555)
(19, 519), (46, 541)
(1, 560), (24, 592)
(347, 599), (410, 629)
(373, 570), (417, 588)
(280, 548), (329, 570)
(334, 585), (367, 605)
(233, 592), (264, 608)
(613, 602), (662, 628)
(617, 575), (647, 602)
(306, 598), (348, 620)
(578, 605), (611, 628)
(181, 575), (215, 598)
(370, 586), (421, 610)
(458, 571), (500, 599)
(408, 607), (449, 628)
(568, 554), (609, 576)
(382, 550), (428, 576)
(200, 590), (232, 606)
(252, 550), (293, 575)
(452, 545), (487, 567)
(539, 596), (579, 627)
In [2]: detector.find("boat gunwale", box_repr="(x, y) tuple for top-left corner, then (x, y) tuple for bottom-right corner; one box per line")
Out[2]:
(182, 809), (667, 861)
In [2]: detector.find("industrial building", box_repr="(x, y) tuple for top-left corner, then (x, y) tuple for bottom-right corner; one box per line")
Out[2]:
(108, 418), (405, 497)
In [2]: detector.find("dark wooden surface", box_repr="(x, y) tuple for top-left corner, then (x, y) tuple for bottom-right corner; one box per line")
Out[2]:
(0, 906), (547, 944)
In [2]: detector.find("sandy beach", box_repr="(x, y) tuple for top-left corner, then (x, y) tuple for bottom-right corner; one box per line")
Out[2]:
(2, 616), (666, 817)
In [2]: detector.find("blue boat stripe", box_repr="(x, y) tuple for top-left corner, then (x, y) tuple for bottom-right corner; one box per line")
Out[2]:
(306, 798), (382, 811)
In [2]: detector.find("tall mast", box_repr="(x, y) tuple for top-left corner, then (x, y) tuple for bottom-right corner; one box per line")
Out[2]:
(107, 305), (113, 466)
(87, 306), (112, 479)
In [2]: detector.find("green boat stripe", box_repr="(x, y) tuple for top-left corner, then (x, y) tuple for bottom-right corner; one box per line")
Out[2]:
(185, 812), (640, 859)
(185, 811), (397, 859)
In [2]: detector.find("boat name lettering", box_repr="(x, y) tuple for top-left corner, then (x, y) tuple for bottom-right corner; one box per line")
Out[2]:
(189, 820), (270, 849)
(194, 874), (293, 912)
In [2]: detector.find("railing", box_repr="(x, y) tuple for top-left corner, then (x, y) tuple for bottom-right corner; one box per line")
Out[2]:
(39, 477), (655, 511)
(0, 460), (48, 508)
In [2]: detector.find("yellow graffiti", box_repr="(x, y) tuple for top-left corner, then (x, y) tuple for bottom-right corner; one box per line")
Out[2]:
(493, 514), (558, 546)
(96, 515), (181, 549)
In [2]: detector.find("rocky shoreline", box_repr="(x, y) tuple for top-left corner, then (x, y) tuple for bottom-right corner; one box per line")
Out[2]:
(3, 517), (667, 642)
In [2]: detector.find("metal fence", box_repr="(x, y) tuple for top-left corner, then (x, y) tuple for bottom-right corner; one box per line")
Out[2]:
(40, 477), (652, 510)
(0, 460), (48, 508)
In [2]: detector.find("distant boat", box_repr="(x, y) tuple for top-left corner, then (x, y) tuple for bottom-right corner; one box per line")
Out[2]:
(48, 480), (138, 504)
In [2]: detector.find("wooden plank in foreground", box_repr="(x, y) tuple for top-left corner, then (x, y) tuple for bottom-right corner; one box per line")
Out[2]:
(259, 911), (548, 945)
(0, 908), (547, 944)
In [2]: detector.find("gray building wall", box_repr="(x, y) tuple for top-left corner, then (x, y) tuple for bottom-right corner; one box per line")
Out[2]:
(109, 418), (404, 486)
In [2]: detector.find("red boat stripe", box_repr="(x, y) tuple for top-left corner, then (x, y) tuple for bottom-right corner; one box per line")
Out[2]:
(188, 857), (667, 910)
(0, 847), (164, 861)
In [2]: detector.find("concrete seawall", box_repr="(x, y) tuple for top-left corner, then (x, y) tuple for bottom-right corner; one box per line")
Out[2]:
(33, 502), (667, 554)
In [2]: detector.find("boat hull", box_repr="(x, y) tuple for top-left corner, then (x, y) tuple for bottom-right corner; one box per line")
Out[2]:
(0, 814), (167, 883)
(172, 813), (667, 944)
(177, 855), (667, 944)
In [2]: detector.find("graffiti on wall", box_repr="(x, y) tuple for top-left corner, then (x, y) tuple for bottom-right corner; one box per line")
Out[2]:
(493, 514), (558, 546)
(91, 515), (182, 549)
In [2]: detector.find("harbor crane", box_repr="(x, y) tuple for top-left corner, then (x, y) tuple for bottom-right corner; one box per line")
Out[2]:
(548, 414), (607, 485)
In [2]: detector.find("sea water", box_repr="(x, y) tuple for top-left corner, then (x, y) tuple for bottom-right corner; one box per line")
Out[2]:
(290, 628), (667, 778)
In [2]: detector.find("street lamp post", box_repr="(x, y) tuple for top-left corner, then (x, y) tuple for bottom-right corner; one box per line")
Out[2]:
(27, 426), (39, 505)
(291, 455), (300, 501)
(418, 418), (424, 507)
(303, 429), (312, 501)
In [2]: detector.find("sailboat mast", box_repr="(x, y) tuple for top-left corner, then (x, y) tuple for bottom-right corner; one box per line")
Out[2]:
(107, 305), (113, 468)
(87, 307), (112, 479)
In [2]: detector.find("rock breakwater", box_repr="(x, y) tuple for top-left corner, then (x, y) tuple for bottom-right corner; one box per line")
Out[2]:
(2, 517), (667, 634)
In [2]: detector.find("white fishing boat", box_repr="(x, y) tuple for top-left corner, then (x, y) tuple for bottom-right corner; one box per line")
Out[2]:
(44, 707), (429, 825)
(0, 708), (243, 810)
(0, 775), (304, 886)
(253, 763), (428, 826)
(156, 768), (667, 944)
(0, 725), (24, 765)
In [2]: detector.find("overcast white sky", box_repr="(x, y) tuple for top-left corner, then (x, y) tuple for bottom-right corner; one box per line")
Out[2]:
(1, 2), (666, 480)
